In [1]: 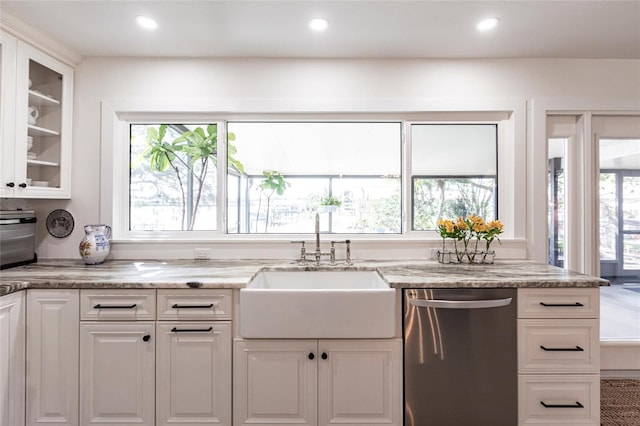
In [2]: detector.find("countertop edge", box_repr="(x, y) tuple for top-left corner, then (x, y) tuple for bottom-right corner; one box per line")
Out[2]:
(0, 259), (610, 297)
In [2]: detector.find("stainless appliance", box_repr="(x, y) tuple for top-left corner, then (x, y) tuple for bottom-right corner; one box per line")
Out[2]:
(404, 288), (517, 426)
(0, 210), (37, 269)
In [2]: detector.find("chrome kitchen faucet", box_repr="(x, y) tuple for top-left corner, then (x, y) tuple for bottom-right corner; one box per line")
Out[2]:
(291, 213), (352, 266)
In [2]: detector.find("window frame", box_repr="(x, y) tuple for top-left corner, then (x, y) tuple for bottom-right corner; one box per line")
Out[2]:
(101, 99), (525, 252)
(403, 117), (516, 239)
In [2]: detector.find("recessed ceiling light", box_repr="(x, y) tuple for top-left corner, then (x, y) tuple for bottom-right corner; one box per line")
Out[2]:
(476, 17), (500, 32)
(309, 17), (329, 32)
(135, 15), (158, 30)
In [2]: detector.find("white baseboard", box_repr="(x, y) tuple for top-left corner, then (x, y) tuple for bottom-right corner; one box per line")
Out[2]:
(601, 370), (640, 378)
(601, 341), (640, 371)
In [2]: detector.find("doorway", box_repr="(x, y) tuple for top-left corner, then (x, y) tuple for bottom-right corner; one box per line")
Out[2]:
(599, 139), (640, 284)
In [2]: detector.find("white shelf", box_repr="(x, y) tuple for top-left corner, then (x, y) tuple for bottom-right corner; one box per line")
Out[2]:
(27, 124), (60, 136)
(27, 159), (59, 167)
(28, 90), (60, 106)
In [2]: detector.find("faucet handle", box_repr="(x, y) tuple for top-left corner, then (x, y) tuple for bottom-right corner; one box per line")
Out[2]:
(291, 240), (307, 264)
(330, 240), (353, 266)
(329, 241), (337, 265)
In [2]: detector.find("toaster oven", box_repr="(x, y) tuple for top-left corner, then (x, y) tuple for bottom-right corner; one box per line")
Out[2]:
(0, 210), (37, 269)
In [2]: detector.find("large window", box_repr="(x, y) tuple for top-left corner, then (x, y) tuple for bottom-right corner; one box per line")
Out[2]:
(226, 122), (402, 234)
(124, 117), (506, 238)
(411, 124), (498, 230)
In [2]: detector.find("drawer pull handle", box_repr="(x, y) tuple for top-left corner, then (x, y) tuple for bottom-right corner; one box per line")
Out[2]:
(540, 345), (584, 352)
(170, 327), (213, 333)
(540, 401), (584, 409)
(171, 304), (214, 309)
(94, 304), (137, 309)
(539, 302), (584, 307)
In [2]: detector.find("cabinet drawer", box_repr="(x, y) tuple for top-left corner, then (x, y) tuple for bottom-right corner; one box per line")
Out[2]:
(518, 319), (599, 373)
(80, 289), (155, 320)
(518, 375), (599, 425)
(518, 288), (599, 318)
(156, 289), (232, 320)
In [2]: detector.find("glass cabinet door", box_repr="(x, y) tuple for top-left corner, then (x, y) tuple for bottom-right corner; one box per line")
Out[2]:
(15, 40), (73, 198)
(27, 60), (63, 188)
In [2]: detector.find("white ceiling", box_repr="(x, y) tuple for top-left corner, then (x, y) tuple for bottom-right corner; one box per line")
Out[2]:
(1, 0), (639, 59)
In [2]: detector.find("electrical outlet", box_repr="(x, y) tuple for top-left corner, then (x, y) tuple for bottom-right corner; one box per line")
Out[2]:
(430, 248), (440, 260)
(194, 248), (212, 260)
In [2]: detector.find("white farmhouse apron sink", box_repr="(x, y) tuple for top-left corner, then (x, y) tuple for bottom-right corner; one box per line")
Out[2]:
(239, 270), (396, 338)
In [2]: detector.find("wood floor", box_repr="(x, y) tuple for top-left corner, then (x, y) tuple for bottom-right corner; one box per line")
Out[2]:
(600, 285), (640, 342)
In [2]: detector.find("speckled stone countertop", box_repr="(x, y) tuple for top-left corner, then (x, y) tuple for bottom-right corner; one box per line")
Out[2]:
(0, 259), (608, 297)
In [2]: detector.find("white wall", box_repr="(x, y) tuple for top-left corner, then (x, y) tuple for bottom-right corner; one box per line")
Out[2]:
(5, 56), (639, 260)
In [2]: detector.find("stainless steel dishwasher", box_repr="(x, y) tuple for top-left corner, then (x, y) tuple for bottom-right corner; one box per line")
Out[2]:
(403, 288), (517, 426)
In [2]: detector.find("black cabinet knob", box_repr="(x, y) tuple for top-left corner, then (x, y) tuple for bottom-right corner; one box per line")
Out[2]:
(18, 183), (27, 188)
(321, 352), (328, 360)
(142, 334), (151, 342)
(6, 182), (14, 188)
(308, 352), (315, 360)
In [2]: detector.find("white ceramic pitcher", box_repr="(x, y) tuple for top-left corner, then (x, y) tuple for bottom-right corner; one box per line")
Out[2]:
(79, 224), (112, 265)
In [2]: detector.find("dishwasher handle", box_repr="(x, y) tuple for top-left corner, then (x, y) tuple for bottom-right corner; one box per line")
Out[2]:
(409, 297), (512, 309)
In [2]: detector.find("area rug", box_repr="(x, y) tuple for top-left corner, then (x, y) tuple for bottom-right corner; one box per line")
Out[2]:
(601, 379), (640, 425)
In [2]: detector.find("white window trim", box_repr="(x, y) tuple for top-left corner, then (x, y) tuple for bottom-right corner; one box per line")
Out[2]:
(100, 98), (527, 260)
(530, 98), (640, 275)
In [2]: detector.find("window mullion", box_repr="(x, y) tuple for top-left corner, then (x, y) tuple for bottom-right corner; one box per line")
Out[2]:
(217, 120), (229, 235)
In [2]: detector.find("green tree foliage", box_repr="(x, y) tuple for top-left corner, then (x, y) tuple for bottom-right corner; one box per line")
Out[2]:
(255, 170), (290, 232)
(137, 124), (244, 230)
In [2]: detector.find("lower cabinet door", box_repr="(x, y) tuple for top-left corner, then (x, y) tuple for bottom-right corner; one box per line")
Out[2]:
(234, 339), (318, 426)
(80, 322), (155, 426)
(317, 340), (403, 426)
(26, 290), (79, 426)
(0, 291), (25, 426)
(156, 322), (231, 426)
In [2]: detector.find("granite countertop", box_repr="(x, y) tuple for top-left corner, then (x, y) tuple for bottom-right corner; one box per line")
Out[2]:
(0, 259), (608, 297)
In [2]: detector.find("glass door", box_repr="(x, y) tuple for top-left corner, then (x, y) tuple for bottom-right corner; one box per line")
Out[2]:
(622, 175), (640, 273)
(599, 138), (640, 283)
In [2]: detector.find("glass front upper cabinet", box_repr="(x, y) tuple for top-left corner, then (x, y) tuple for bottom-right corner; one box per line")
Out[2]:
(1, 35), (73, 199)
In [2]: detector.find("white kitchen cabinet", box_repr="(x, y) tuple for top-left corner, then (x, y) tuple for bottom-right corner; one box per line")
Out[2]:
(519, 375), (600, 425)
(156, 322), (232, 426)
(26, 290), (79, 426)
(79, 290), (156, 426)
(78, 289), (233, 426)
(234, 339), (402, 426)
(317, 340), (402, 426)
(79, 322), (155, 426)
(517, 288), (600, 425)
(234, 339), (317, 426)
(0, 291), (25, 426)
(0, 30), (73, 198)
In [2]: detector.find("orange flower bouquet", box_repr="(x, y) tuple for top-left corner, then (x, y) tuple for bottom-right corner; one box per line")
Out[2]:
(436, 215), (503, 264)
